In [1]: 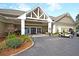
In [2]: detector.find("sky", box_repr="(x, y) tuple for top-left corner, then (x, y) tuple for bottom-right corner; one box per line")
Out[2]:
(0, 3), (79, 20)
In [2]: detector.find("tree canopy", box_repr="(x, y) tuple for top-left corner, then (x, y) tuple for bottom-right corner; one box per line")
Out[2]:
(76, 14), (79, 21)
(76, 14), (79, 31)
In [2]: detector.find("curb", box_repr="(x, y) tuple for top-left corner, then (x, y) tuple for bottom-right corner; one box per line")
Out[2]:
(10, 39), (34, 56)
(31, 35), (49, 38)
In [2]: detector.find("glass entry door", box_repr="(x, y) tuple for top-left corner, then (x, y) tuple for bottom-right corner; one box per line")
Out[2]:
(31, 28), (36, 34)
(37, 28), (42, 34)
(25, 28), (29, 34)
(25, 27), (42, 34)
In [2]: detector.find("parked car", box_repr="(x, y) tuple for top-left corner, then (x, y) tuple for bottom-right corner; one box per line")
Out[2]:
(59, 32), (73, 38)
(76, 31), (79, 37)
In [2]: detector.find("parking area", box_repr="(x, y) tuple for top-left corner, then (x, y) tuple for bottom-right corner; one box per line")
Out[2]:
(17, 36), (79, 56)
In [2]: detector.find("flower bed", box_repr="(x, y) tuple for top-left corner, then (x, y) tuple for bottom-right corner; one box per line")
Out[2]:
(0, 34), (33, 56)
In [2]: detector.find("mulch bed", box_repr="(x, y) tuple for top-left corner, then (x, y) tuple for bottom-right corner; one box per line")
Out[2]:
(0, 40), (32, 56)
(0, 37), (5, 42)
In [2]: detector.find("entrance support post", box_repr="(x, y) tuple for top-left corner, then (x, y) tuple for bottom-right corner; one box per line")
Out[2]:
(48, 22), (52, 34)
(18, 13), (26, 35)
(21, 19), (25, 35)
(53, 24), (56, 33)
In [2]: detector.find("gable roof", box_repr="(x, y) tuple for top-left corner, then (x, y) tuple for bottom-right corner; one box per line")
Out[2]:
(18, 6), (52, 22)
(50, 13), (75, 23)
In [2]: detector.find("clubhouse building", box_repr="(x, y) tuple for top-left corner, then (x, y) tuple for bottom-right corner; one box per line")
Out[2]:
(0, 7), (75, 36)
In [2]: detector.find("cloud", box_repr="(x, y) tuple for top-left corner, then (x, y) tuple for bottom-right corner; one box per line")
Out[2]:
(8, 3), (62, 12)
(47, 3), (62, 11)
(9, 4), (31, 11)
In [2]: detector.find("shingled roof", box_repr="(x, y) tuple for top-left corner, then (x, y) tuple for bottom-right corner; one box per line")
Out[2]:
(49, 13), (75, 22)
(0, 9), (26, 24)
(0, 9), (25, 17)
(0, 8), (75, 24)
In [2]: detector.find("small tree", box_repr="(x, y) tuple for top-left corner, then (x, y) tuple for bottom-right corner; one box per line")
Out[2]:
(76, 14), (79, 31)
(76, 14), (79, 21)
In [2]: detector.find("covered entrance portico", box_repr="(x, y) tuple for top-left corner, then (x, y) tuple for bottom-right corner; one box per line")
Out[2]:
(18, 7), (53, 35)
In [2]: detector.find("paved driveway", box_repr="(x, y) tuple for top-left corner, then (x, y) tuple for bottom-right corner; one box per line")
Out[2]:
(17, 36), (79, 56)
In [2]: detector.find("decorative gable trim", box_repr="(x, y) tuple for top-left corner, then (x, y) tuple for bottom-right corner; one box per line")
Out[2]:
(26, 7), (49, 20)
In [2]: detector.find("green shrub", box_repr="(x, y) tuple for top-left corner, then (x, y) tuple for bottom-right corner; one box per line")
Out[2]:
(0, 44), (4, 51)
(0, 41), (7, 52)
(20, 35), (30, 43)
(6, 34), (16, 39)
(6, 38), (22, 49)
(0, 34), (31, 50)
(53, 32), (59, 35)
(6, 34), (22, 49)
(52, 32), (60, 36)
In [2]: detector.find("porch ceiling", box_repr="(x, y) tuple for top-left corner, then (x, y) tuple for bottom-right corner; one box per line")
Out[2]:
(25, 19), (48, 23)
(25, 20), (48, 26)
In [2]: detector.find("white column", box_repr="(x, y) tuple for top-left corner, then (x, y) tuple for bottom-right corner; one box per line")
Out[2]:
(29, 27), (31, 34)
(21, 19), (25, 35)
(36, 27), (37, 34)
(53, 24), (56, 33)
(48, 22), (52, 33)
(17, 13), (26, 35)
(58, 27), (61, 33)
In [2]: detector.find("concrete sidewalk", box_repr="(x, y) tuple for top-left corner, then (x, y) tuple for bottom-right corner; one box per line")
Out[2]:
(30, 34), (49, 37)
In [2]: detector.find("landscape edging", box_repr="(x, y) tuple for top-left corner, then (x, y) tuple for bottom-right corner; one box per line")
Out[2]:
(10, 39), (34, 56)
